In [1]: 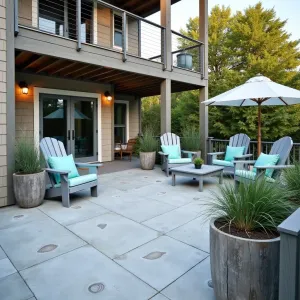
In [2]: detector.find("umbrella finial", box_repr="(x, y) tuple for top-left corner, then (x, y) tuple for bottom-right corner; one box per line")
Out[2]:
(247, 75), (272, 83)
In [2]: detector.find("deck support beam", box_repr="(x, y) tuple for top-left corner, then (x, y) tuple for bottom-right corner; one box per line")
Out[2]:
(160, 79), (171, 134)
(160, 0), (172, 71)
(199, 0), (208, 161)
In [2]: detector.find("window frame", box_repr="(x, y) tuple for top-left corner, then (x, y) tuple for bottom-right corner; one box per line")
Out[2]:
(112, 11), (128, 51)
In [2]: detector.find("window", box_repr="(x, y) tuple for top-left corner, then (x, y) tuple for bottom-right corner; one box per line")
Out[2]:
(114, 14), (123, 48)
(114, 102), (127, 143)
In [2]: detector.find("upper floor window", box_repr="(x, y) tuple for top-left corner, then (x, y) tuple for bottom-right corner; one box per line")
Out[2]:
(113, 14), (123, 48)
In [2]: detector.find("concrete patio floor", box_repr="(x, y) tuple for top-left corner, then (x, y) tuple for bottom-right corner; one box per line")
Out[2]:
(0, 166), (220, 300)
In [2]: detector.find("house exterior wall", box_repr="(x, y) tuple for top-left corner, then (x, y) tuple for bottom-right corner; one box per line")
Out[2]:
(97, 6), (112, 48)
(0, 1), (7, 207)
(15, 73), (115, 162)
(18, 0), (32, 27)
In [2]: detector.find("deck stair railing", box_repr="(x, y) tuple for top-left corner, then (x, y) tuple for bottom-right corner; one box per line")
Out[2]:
(207, 137), (300, 162)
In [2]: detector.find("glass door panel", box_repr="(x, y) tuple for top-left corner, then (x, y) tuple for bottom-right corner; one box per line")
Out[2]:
(114, 103), (127, 143)
(41, 95), (69, 150)
(72, 99), (95, 159)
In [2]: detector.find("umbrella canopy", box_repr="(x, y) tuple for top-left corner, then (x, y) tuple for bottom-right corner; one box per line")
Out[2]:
(203, 75), (300, 154)
(44, 108), (91, 120)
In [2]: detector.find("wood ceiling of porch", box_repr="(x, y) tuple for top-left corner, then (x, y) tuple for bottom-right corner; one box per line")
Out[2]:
(107, 0), (181, 17)
(15, 50), (199, 97)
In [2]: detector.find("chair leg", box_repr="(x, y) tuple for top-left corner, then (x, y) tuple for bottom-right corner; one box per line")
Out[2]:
(234, 180), (239, 193)
(91, 185), (98, 197)
(61, 175), (70, 207)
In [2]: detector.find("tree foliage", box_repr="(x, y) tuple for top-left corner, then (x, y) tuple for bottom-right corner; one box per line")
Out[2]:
(142, 2), (300, 141)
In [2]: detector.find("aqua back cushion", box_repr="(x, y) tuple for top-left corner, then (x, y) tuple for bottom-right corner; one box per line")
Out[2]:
(161, 145), (181, 159)
(48, 154), (79, 184)
(253, 153), (280, 178)
(224, 146), (245, 162)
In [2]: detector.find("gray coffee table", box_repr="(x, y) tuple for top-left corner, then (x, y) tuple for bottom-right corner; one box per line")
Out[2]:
(171, 164), (224, 192)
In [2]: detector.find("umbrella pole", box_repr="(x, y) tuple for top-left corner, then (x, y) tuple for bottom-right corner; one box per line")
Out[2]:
(257, 102), (262, 156)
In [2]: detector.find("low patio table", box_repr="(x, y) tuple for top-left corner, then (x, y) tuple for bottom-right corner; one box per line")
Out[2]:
(171, 164), (224, 192)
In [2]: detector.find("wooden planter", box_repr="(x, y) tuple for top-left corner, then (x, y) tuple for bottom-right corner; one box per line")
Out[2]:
(140, 152), (156, 170)
(210, 219), (280, 300)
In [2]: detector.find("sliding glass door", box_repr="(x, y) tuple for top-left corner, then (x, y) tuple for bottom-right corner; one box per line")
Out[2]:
(40, 94), (98, 162)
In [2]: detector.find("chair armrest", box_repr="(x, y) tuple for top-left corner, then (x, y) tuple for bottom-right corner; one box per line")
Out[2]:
(158, 151), (169, 157)
(75, 162), (103, 168)
(233, 160), (256, 165)
(181, 150), (197, 154)
(234, 154), (253, 159)
(44, 168), (70, 175)
(207, 152), (225, 156)
(255, 165), (294, 170)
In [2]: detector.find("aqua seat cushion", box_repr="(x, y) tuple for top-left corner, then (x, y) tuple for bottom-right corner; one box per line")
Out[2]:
(161, 145), (181, 159)
(213, 159), (234, 167)
(169, 158), (192, 164)
(69, 174), (97, 187)
(235, 170), (276, 183)
(224, 146), (245, 162)
(253, 153), (280, 178)
(48, 154), (79, 184)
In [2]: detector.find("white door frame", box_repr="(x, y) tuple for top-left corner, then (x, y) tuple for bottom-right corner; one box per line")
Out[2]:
(114, 100), (129, 142)
(34, 87), (102, 162)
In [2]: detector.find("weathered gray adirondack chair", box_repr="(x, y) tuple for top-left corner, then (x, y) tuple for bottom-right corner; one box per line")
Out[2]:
(158, 132), (200, 177)
(207, 133), (251, 174)
(234, 136), (293, 188)
(40, 137), (102, 208)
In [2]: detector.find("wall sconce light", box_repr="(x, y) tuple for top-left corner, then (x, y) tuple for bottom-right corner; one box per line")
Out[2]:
(19, 81), (29, 95)
(104, 91), (112, 101)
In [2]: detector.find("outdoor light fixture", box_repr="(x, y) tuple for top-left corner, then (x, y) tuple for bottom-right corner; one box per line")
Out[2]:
(19, 81), (29, 94)
(104, 91), (112, 101)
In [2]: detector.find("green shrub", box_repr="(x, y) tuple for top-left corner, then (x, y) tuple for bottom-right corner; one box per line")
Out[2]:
(138, 128), (158, 153)
(205, 179), (294, 234)
(15, 139), (43, 174)
(283, 163), (300, 204)
(181, 126), (201, 151)
(194, 157), (204, 165)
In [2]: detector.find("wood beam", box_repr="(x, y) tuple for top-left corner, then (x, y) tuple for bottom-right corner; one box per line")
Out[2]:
(62, 64), (90, 77)
(74, 66), (104, 79)
(49, 62), (78, 76)
(35, 59), (65, 74)
(23, 55), (50, 70)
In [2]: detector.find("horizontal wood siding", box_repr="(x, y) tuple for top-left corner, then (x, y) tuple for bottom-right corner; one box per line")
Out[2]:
(18, 0), (32, 27)
(129, 97), (139, 138)
(97, 6), (111, 48)
(128, 17), (139, 56)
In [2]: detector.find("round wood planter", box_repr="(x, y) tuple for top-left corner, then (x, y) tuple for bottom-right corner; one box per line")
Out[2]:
(13, 171), (46, 208)
(140, 152), (156, 170)
(210, 219), (280, 300)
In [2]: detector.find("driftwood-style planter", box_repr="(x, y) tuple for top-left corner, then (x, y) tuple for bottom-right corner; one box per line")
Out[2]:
(13, 171), (46, 208)
(210, 219), (280, 300)
(140, 152), (156, 170)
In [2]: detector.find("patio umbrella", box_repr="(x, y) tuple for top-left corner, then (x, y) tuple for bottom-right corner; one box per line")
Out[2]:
(44, 108), (91, 120)
(203, 74), (300, 155)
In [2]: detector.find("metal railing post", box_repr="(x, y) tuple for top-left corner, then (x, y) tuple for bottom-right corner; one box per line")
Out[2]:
(122, 11), (127, 62)
(76, 0), (81, 51)
(277, 208), (300, 300)
(200, 44), (204, 79)
(161, 28), (167, 70)
(14, 0), (19, 36)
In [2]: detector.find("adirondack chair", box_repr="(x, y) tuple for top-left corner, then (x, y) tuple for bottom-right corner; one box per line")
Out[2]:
(158, 133), (201, 177)
(234, 136), (293, 189)
(207, 133), (251, 174)
(40, 137), (102, 208)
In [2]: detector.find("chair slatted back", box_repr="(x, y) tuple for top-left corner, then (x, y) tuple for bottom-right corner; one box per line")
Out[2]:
(269, 136), (293, 167)
(40, 137), (68, 186)
(229, 133), (250, 154)
(160, 133), (181, 152)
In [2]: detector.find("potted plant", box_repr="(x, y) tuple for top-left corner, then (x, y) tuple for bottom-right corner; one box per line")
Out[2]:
(283, 163), (300, 205)
(193, 157), (203, 169)
(138, 128), (158, 170)
(181, 126), (201, 158)
(13, 138), (45, 208)
(206, 179), (294, 300)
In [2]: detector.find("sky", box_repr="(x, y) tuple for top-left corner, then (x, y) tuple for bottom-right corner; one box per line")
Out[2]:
(147, 0), (300, 41)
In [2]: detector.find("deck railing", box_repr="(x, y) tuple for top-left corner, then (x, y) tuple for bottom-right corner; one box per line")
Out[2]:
(15, 0), (203, 73)
(207, 137), (300, 162)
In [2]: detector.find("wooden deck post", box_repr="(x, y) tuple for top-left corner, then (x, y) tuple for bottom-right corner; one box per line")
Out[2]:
(160, 0), (172, 71)
(199, 0), (208, 161)
(277, 208), (300, 300)
(160, 79), (171, 134)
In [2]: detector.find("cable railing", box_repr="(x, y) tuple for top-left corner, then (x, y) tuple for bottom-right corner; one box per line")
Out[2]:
(16, 0), (166, 66)
(207, 137), (300, 163)
(171, 30), (203, 75)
